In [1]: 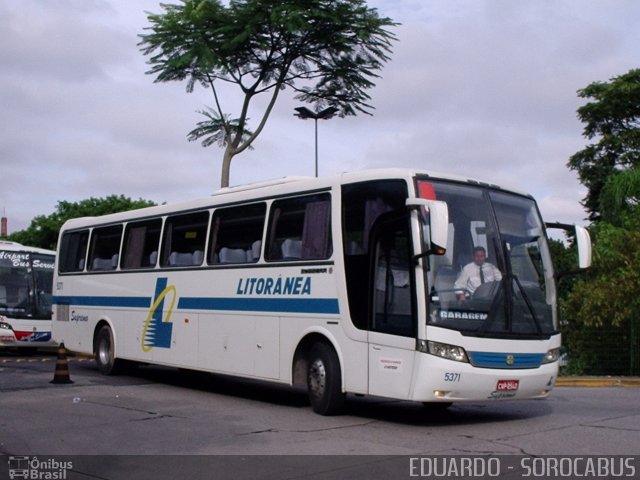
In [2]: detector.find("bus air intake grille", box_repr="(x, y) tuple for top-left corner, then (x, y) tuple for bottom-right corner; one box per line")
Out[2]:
(467, 352), (544, 369)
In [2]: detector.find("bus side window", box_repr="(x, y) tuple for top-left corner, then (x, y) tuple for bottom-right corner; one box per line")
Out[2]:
(88, 225), (123, 271)
(265, 193), (332, 261)
(58, 230), (90, 273)
(208, 203), (267, 265)
(160, 211), (209, 267)
(121, 219), (163, 269)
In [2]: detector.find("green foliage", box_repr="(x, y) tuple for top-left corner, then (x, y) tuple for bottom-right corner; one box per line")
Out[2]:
(599, 165), (640, 224)
(559, 214), (640, 375)
(140, 0), (396, 115)
(563, 218), (640, 328)
(139, 0), (397, 186)
(548, 237), (581, 297)
(567, 68), (640, 221)
(8, 195), (156, 251)
(560, 321), (633, 376)
(187, 107), (254, 148)
(561, 68), (640, 375)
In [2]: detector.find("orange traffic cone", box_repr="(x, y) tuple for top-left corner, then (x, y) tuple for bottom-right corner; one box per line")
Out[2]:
(50, 342), (74, 384)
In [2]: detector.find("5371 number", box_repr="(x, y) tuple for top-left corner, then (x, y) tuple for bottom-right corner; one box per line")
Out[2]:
(444, 372), (461, 382)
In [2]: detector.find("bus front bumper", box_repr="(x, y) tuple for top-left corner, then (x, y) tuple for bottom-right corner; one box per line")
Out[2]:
(410, 354), (559, 402)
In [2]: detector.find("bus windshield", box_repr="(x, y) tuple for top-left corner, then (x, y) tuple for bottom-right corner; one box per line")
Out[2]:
(419, 180), (556, 338)
(0, 250), (55, 320)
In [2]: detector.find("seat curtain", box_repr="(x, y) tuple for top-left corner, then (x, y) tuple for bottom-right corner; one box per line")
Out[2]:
(363, 198), (392, 250)
(301, 201), (331, 259)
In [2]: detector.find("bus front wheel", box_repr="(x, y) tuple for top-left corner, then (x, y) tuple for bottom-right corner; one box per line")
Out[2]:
(94, 325), (121, 375)
(307, 343), (345, 416)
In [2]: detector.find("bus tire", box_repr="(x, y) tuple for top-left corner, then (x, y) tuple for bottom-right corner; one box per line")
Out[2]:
(94, 325), (121, 375)
(307, 342), (345, 415)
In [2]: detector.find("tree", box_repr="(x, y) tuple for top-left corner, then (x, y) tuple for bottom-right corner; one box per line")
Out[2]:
(9, 195), (156, 250)
(561, 215), (640, 375)
(599, 165), (640, 225)
(139, 0), (397, 187)
(560, 68), (640, 375)
(567, 68), (640, 221)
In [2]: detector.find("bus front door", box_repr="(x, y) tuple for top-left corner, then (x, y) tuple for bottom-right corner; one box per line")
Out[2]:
(367, 212), (417, 399)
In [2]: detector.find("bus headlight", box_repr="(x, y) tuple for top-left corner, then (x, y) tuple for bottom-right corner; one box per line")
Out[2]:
(542, 347), (560, 364)
(0, 321), (13, 331)
(419, 340), (469, 363)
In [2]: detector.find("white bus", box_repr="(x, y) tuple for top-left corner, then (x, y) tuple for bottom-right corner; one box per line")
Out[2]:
(0, 241), (56, 349)
(52, 169), (590, 415)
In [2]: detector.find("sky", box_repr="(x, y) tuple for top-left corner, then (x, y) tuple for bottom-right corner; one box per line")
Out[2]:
(1, 0), (639, 234)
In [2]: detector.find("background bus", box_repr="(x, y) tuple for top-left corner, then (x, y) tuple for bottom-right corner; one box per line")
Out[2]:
(52, 169), (590, 415)
(0, 241), (56, 349)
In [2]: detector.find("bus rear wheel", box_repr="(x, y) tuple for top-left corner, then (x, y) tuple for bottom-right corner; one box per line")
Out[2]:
(307, 343), (345, 416)
(94, 325), (121, 375)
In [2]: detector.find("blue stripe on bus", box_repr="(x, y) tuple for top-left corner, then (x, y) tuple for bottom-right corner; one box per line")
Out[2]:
(467, 351), (545, 369)
(177, 297), (340, 315)
(53, 296), (152, 308)
(53, 295), (339, 315)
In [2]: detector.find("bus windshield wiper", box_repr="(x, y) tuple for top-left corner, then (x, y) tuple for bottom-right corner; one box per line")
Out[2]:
(476, 277), (505, 336)
(512, 274), (543, 335)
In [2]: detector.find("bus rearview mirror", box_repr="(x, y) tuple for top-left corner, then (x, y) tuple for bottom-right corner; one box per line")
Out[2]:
(406, 198), (449, 255)
(575, 225), (592, 269)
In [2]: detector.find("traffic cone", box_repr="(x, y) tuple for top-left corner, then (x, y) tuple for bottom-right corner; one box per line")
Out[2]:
(50, 342), (74, 384)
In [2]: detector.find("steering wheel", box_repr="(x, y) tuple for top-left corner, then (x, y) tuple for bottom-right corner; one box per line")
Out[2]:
(455, 289), (472, 300)
(472, 281), (500, 300)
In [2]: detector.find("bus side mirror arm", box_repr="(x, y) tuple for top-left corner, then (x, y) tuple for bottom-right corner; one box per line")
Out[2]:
(406, 198), (449, 259)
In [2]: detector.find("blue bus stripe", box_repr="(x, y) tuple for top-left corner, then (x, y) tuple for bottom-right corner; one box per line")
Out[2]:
(53, 295), (339, 315)
(53, 296), (151, 308)
(177, 297), (340, 314)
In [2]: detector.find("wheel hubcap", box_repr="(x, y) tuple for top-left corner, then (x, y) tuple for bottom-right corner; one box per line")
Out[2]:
(309, 359), (326, 399)
(98, 338), (110, 365)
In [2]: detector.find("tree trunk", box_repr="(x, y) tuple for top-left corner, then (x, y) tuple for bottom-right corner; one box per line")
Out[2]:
(220, 145), (235, 188)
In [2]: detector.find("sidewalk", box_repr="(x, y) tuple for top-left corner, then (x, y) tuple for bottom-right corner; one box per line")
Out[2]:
(556, 376), (640, 387)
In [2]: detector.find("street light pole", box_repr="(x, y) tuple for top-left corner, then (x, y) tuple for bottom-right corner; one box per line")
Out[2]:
(313, 116), (319, 178)
(294, 106), (338, 177)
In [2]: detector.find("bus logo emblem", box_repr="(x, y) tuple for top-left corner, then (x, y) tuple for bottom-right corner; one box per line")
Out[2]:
(141, 277), (177, 352)
(506, 355), (514, 366)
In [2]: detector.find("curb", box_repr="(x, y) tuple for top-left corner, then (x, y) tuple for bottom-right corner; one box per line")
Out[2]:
(556, 377), (640, 388)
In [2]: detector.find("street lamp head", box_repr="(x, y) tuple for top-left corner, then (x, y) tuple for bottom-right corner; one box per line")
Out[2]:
(317, 106), (339, 119)
(294, 106), (339, 120)
(293, 106), (315, 119)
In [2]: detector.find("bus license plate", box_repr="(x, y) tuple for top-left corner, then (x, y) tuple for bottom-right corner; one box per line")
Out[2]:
(496, 379), (519, 391)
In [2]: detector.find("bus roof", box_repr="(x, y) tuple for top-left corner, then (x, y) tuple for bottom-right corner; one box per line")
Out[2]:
(0, 240), (55, 256)
(59, 167), (530, 231)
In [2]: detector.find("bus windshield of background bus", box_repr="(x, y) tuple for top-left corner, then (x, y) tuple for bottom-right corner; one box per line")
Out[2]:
(417, 180), (556, 338)
(0, 251), (54, 319)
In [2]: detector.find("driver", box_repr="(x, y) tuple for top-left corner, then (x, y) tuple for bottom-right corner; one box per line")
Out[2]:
(454, 246), (502, 300)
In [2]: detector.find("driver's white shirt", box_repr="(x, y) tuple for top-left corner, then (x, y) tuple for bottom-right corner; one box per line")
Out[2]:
(454, 262), (502, 295)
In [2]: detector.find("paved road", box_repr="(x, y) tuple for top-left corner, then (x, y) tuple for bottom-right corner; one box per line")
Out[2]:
(1, 351), (639, 479)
